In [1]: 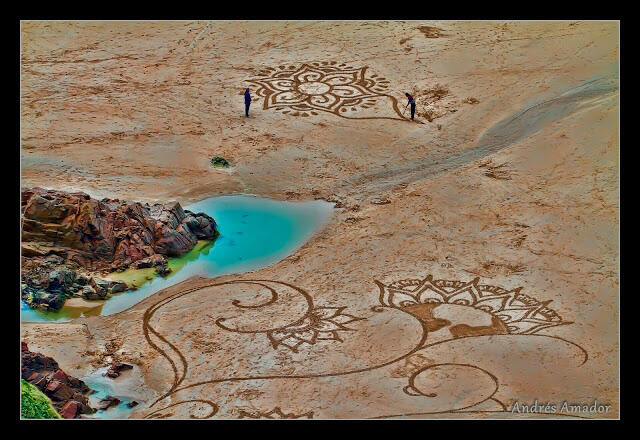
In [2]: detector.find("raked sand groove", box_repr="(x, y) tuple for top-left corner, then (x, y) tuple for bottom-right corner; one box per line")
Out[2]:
(20, 21), (619, 419)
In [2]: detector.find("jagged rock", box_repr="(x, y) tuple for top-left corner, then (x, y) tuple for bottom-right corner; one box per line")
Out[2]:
(21, 343), (95, 417)
(109, 281), (128, 294)
(46, 380), (76, 402)
(104, 361), (133, 379)
(81, 285), (97, 299)
(155, 264), (171, 276)
(22, 288), (65, 310)
(60, 401), (79, 419)
(22, 188), (218, 267)
(21, 188), (219, 310)
(132, 254), (167, 269)
(76, 273), (90, 285)
(48, 268), (76, 290)
(81, 285), (108, 301)
(90, 277), (111, 295)
(98, 395), (120, 410)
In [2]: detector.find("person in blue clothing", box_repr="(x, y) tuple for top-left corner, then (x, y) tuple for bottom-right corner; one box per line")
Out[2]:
(244, 88), (251, 117)
(405, 92), (416, 120)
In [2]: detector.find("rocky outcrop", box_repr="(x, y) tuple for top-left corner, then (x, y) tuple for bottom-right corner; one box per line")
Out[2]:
(104, 361), (133, 379)
(21, 187), (219, 310)
(97, 396), (120, 410)
(21, 254), (129, 310)
(22, 187), (219, 270)
(21, 342), (95, 418)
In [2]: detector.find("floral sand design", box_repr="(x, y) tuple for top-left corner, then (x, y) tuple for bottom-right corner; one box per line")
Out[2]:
(247, 62), (410, 121)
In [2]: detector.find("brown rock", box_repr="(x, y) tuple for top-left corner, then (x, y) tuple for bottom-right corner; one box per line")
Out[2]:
(45, 380), (61, 393)
(104, 361), (133, 379)
(52, 369), (68, 382)
(22, 345), (95, 415)
(59, 401), (79, 419)
(98, 395), (120, 410)
(51, 383), (75, 402)
(21, 188), (218, 271)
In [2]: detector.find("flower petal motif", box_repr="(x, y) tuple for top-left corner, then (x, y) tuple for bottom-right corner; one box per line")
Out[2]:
(331, 84), (375, 98)
(307, 93), (339, 110)
(331, 313), (362, 325)
(291, 64), (326, 83)
(446, 286), (479, 306)
(269, 91), (307, 106)
(376, 276), (570, 336)
(323, 71), (362, 86)
(254, 78), (296, 92)
(312, 307), (344, 320)
(266, 305), (364, 352)
(313, 320), (344, 332)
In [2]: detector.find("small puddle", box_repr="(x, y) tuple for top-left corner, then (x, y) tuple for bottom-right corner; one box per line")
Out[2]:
(83, 366), (145, 419)
(21, 195), (333, 322)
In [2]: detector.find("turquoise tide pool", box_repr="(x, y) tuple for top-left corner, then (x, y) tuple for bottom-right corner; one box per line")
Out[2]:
(21, 195), (333, 322)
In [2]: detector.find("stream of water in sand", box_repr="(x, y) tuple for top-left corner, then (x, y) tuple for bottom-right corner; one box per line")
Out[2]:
(21, 195), (333, 323)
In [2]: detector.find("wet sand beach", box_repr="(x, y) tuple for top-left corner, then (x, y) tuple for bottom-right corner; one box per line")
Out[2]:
(20, 21), (619, 419)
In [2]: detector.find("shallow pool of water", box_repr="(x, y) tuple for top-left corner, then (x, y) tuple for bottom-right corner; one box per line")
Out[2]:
(21, 195), (333, 322)
(83, 366), (142, 419)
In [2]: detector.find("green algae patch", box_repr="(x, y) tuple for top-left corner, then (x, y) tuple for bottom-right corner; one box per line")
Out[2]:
(210, 156), (230, 167)
(107, 266), (157, 289)
(21, 379), (61, 419)
(108, 240), (216, 289)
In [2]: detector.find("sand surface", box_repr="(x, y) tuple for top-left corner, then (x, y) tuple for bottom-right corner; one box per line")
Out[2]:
(21, 21), (619, 419)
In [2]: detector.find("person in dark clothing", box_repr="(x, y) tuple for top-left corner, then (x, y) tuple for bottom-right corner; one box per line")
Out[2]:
(405, 93), (416, 120)
(244, 88), (251, 117)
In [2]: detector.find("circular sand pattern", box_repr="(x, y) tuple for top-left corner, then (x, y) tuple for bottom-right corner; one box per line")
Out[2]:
(247, 62), (408, 120)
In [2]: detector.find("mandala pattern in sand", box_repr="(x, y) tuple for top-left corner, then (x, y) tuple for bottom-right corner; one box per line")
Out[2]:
(247, 62), (410, 121)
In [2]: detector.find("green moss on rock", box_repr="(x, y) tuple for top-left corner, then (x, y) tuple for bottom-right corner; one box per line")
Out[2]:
(21, 379), (61, 419)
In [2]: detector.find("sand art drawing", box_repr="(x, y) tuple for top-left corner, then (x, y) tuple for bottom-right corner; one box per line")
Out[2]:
(213, 281), (365, 352)
(237, 407), (314, 419)
(141, 275), (588, 419)
(247, 62), (411, 121)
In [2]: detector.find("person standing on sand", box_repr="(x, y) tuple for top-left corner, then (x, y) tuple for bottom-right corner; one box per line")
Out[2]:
(244, 88), (252, 117)
(405, 92), (416, 120)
